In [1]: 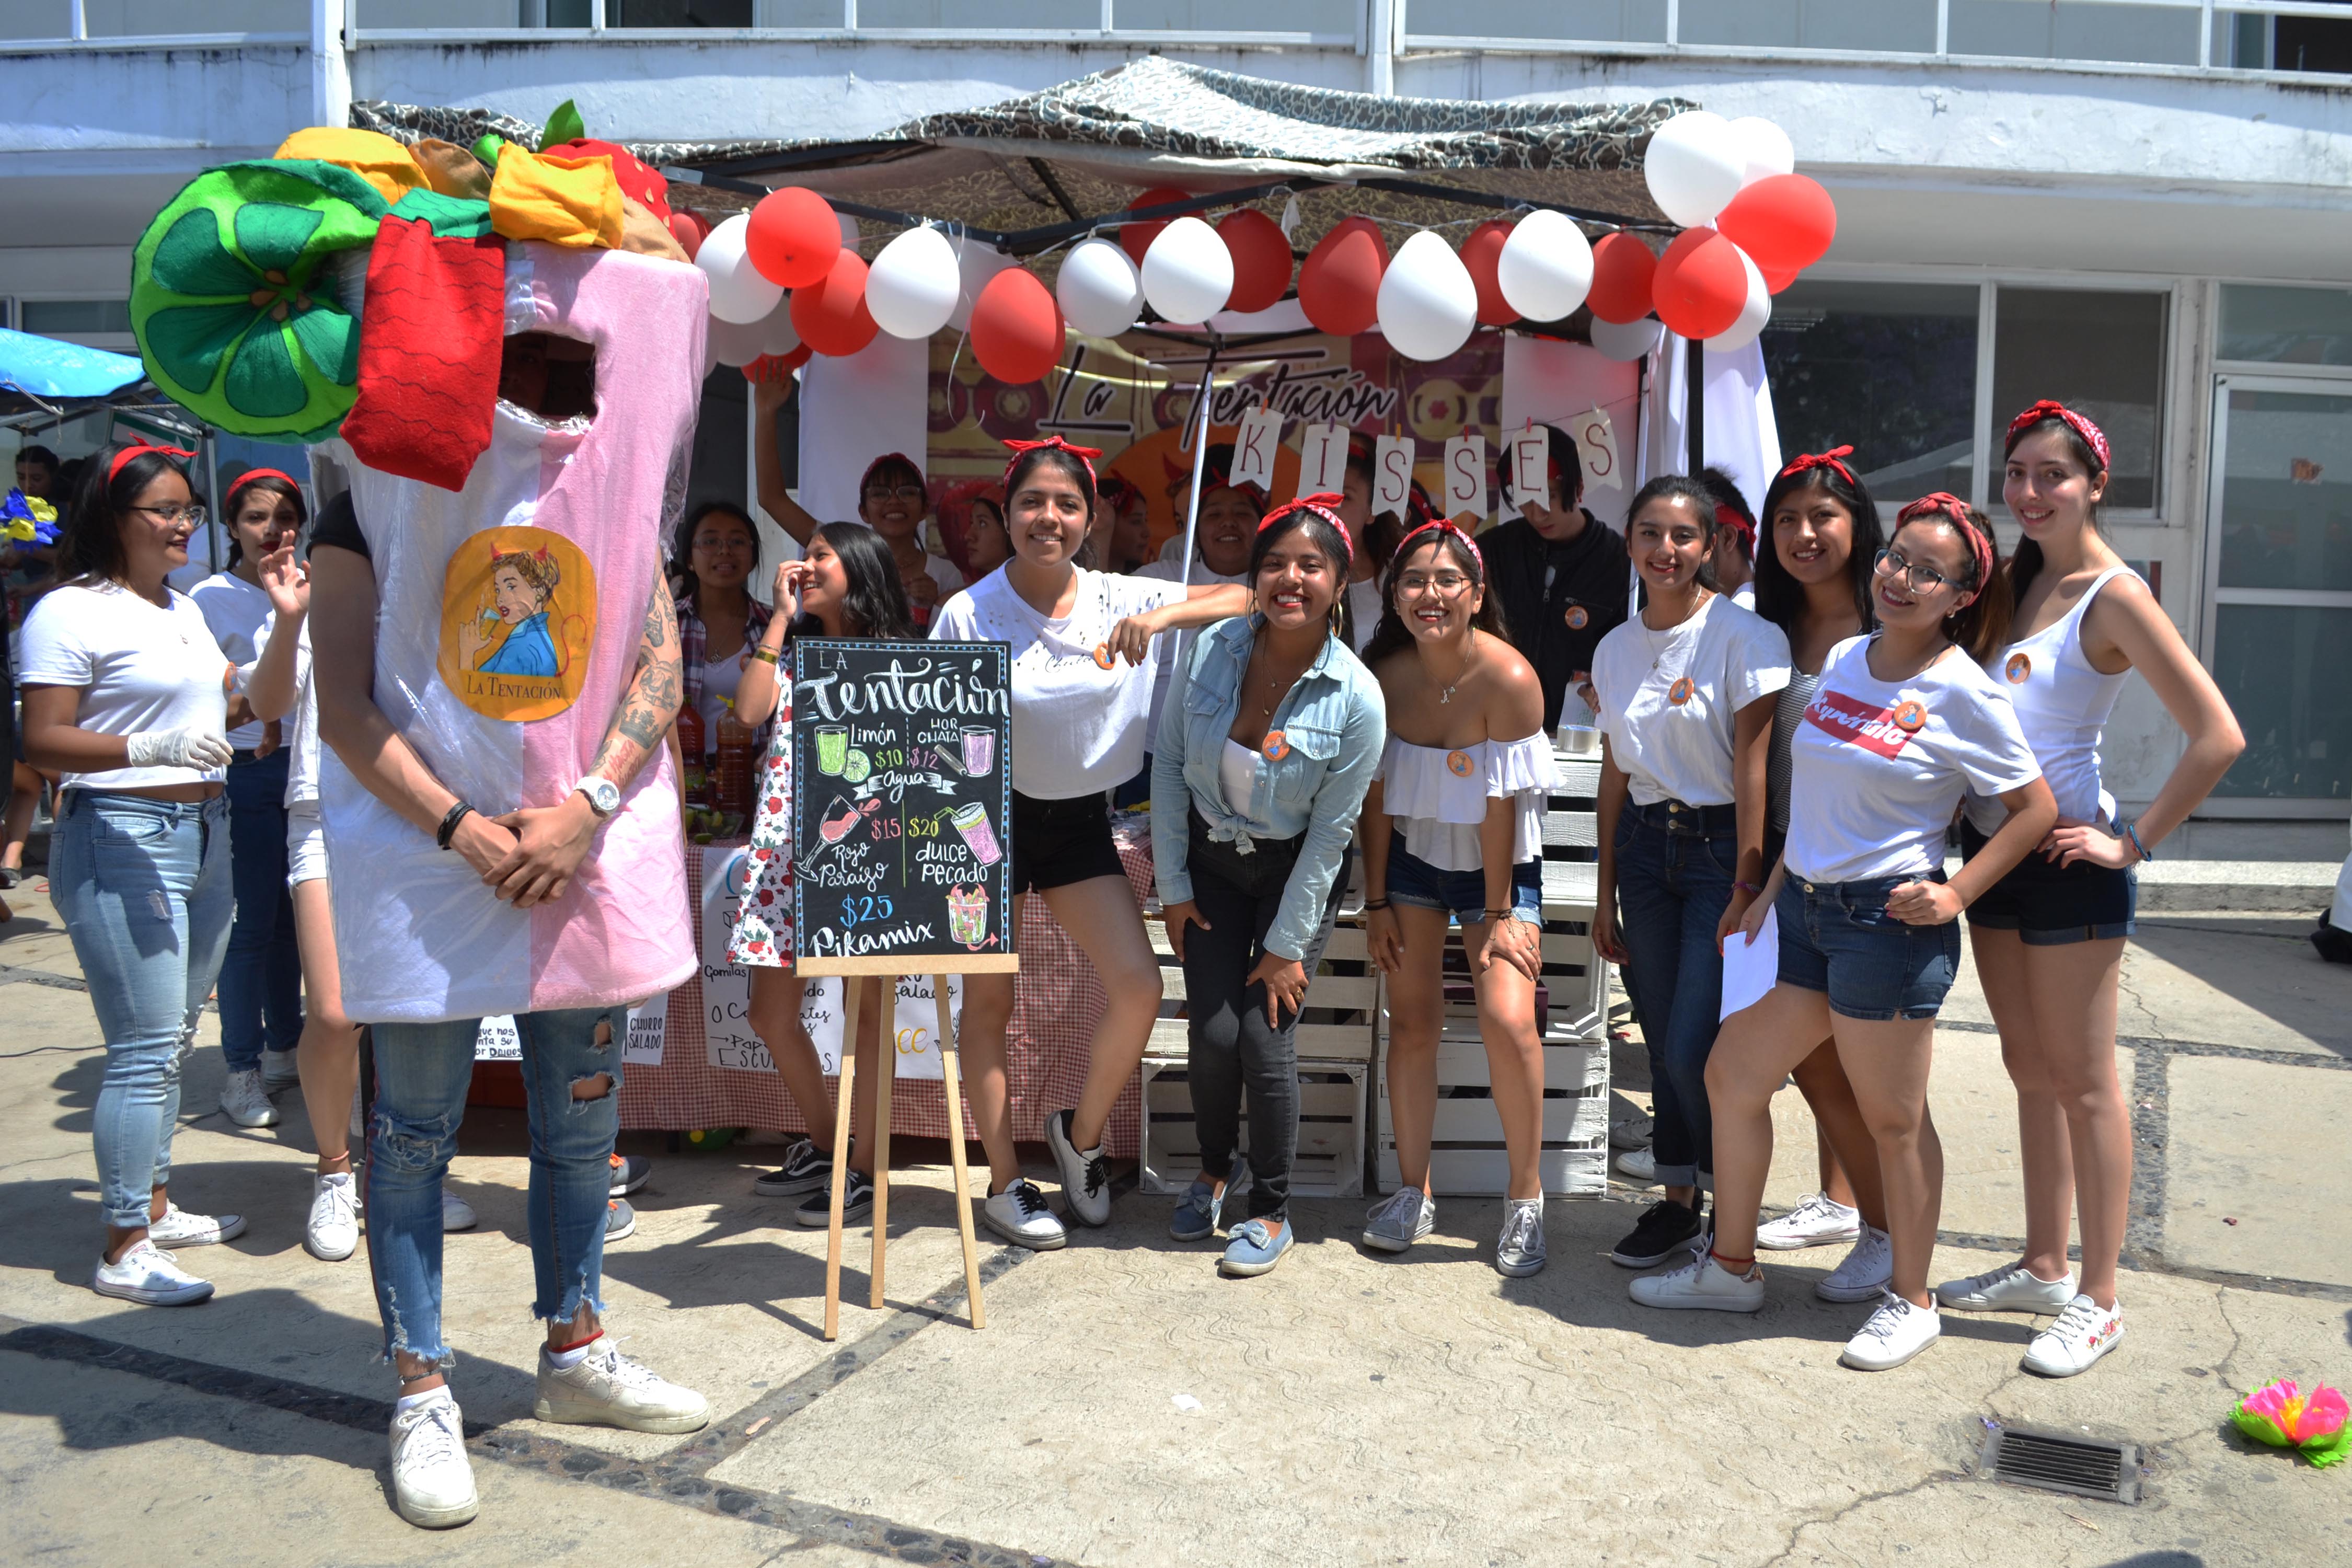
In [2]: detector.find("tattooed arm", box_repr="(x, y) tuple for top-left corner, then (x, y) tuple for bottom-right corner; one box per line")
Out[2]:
(487, 578), (683, 908)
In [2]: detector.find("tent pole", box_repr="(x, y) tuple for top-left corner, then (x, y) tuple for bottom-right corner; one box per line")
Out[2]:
(1686, 337), (1704, 476)
(1176, 344), (1217, 582)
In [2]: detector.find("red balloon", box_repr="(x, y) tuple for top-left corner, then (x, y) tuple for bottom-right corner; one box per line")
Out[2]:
(747, 187), (841, 289)
(741, 346), (813, 382)
(791, 250), (878, 358)
(1460, 220), (1518, 327)
(1651, 228), (1749, 342)
(1119, 187), (1191, 265)
(1217, 208), (1294, 315)
(1762, 265), (1799, 295)
(970, 266), (1066, 384)
(665, 211), (703, 261)
(1586, 233), (1657, 325)
(1297, 216), (1388, 338)
(1715, 174), (1837, 274)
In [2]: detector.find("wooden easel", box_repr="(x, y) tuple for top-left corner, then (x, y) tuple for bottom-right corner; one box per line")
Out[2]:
(810, 954), (1017, 1340)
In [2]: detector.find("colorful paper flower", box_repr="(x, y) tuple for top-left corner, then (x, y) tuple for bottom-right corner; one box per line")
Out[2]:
(2233, 1379), (2351, 1467)
(3, 488), (59, 546)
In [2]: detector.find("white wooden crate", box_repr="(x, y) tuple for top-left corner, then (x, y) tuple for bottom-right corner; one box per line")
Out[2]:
(1145, 917), (1380, 1064)
(1373, 1031), (1610, 1198)
(1138, 1056), (1368, 1198)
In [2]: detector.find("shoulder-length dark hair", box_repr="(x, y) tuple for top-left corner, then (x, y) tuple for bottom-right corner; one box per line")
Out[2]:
(223, 471), (307, 569)
(670, 500), (762, 609)
(1362, 523), (1511, 664)
(1754, 460), (1883, 634)
(1891, 498), (2013, 665)
(1250, 501), (1357, 649)
(59, 445), (189, 588)
(792, 520), (916, 642)
(1623, 472), (1722, 590)
(2001, 410), (2107, 602)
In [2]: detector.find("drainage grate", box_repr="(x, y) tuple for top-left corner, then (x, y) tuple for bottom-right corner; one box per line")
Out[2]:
(1978, 1424), (2142, 1504)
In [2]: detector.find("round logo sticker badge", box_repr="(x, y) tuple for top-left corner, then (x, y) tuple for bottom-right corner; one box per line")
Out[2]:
(1092, 643), (1115, 671)
(1262, 730), (1290, 762)
(1445, 749), (1476, 778)
(1565, 605), (1589, 630)
(2005, 652), (2032, 685)
(1893, 699), (1928, 734)
(1667, 675), (1697, 707)
(436, 525), (598, 722)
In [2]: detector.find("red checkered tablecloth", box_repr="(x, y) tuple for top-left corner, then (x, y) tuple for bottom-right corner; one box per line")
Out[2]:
(616, 818), (1149, 1159)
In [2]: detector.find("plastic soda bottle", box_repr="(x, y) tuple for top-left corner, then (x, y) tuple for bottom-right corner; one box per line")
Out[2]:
(674, 699), (707, 804)
(714, 698), (753, 818)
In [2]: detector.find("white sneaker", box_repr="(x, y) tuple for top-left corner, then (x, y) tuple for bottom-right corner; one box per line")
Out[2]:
(305, 1172), (360, 1261)
(981, 1178), (1068, 1250)
(1840, 1292), (1941, 1370)
(92, 1239), (214, 1306)
(1815, 1225), (1894, 1304)
(1609, 1112), (1653, 1151)
(1935, 1260), (2076, 1313)
(218, 1068), (280, 1128)
(1361, 1187), (1434, 1253)
(441, 1189), (477, 1232)
(1044, 1109), (1111, 1228)
(2023, 1294), (2126, 1378)
(534, 1339), (711, 1434)
(1494, 1198), (1547, 1278)
(389, 1390), (478, 1528)
(147, 1203), (247, 1249)
(1629, 1251), (1765, 1312)
(260, 1048), (303, 1094)
(1613, 1147), (1657, 1183)
(1757, 1191), (1862, 1251)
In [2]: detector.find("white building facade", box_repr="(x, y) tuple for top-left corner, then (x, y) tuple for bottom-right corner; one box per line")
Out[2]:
(5, 1), (2348, 841)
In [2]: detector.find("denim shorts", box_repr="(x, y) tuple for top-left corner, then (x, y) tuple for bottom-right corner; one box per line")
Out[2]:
(1775, 869), (1961, 1022)
(1386, 843), (1542, 926)
(1958, 820), (2136, 945)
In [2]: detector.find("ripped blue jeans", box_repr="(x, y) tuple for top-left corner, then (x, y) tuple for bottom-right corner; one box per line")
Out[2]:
(365, 1007), (623, 1369)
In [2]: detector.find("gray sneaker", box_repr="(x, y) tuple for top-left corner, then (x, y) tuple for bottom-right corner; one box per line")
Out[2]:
(218, 1067), (280, 1128)
(1494, 1197), (1547, 1277)
(1362, 1187), (1434, 1254)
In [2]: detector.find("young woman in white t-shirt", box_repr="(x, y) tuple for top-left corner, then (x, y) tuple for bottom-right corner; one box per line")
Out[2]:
(1590, 475), (1791, 1272)
(1357, 520), (1559, 1275)
(929, 438), (1250, 1250)
(1934, 403), (2244, 1378)
(191, 469), (306, 1129)
(1640, 495), (2058, 1375)
(18, 443), (244, 1308)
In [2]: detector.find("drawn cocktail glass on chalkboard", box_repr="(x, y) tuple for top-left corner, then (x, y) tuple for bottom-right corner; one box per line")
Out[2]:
(961, 726), (994, 778)
(814, 725), (850, 777)
(947, 883), (989, 949)
(948, 802), (1002, 867)
(803, 793), (878, 869)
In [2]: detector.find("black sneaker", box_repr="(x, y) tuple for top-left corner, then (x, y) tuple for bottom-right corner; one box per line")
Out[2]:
(753, 1138), (832, 1197)
(2314, 914), (2352, 966)
(794, 1168), (873, 1228)
(1609, 1197), (1707, 1269)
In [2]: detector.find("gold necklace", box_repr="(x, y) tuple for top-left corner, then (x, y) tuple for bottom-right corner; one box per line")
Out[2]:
(1436, 638), (1477, 704)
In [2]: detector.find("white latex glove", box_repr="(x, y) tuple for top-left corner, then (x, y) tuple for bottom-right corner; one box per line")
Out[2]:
(126, 727), (234, 771)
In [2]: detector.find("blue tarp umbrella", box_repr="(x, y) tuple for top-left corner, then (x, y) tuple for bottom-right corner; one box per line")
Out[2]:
(0, 327), (143, 400)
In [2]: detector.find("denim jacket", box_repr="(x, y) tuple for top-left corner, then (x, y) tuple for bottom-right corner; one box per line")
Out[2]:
(1151, 615), (1387, 961)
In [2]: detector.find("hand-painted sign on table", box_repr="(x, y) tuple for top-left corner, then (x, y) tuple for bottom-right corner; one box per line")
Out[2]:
(790, 639), (1017, 976)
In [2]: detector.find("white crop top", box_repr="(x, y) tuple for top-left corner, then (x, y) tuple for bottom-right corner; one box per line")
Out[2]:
(1377, 732), (1557, 872)
(1964, 565), (2136, 835)
(1219, 739), (1258, 817)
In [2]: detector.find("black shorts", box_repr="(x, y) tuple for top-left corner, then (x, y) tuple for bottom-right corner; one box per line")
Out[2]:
(1959, 820), (2136, 945)
(1011, 789), (1126, 895)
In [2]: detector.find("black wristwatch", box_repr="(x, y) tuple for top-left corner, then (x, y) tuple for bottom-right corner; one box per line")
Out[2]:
(436, 800), (475, 850)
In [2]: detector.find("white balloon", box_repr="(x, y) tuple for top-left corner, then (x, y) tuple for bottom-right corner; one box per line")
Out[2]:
(1644, 110), (1748, 229)
(698, 212), (786, 324)
(1728, 116), (1796, 188)
(706, 313), (767, 367)
(1056, 237), (1144, 339)
(1705, 249), (1771, 354)
(949, 235), (1013, 332)
(1495, 209), (1594, 322)
(1140, 215), (1234, 325)
(1588, 314), (1665, 363)
(866, 224), (960, 339)
(755, 293), (801, 357)
(1376, 229), (1478, 362)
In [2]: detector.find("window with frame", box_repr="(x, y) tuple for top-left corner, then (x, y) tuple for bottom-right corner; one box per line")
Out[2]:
(1759, 281), (1979, 507)
(1987, 287), (2166, 512)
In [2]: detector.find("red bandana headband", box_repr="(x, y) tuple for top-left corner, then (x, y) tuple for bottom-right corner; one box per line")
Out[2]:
(1896, 491), (1993, 589)
(2005, 399), (2111, 472)
(1001, 435), (1102, 495)
(859, 451), (925, 497)
(1256, 491), (1354, 563)
(1778, 444), (1857, 487)
(1713, 502), (1755, 550)
(227, 468), (301, 500)
(1394, 516), (1483, 573)
(108, 440), (197, 487)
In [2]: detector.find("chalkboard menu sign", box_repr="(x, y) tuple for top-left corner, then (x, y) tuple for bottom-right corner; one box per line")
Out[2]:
(790, 640), (1017, 977)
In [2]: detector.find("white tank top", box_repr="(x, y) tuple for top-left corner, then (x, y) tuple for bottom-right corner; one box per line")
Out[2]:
(1965, 564), (2135, 834)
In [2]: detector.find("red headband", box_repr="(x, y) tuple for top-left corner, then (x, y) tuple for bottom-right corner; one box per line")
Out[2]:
(108, 440), (197, 487)
(2005, 400), (2111, 472)
(1394, 517), (1483, 573)
(1896, 491), (1993, 590)
(228, 468), (301, 499)
(1001, 435), (1102, 495)
(1778, 445), (1857, 487)
(859, 452), (924, 497)
(1257, 491), (1354, 563)
(1713, 502), (1755, 550)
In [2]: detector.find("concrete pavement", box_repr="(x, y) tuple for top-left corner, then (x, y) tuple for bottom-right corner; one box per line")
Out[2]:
(4, 872), (2350, 1567)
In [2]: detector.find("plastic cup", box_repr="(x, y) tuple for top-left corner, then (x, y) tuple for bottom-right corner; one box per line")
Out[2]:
(949, 802), (1002, 866)
(961, 726), (994, 777)
(815, 725), (849, 776)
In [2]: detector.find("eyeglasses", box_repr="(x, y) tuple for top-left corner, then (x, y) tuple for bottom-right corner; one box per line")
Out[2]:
(863, 484), (926, 502)
(1396, 570), (1472, 597)
(132, 504), (207, 527)
(1872, 546), (1956, 594)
